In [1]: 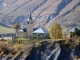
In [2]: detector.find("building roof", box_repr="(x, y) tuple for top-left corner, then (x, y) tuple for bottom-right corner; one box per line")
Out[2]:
(17, 29), (24, 32)
(33, 28), (38, 31)
(23, 28), (26, 32)
(18, 28), (27, 32)
(69, 27), (79, 32)
(33, 27), (49, 33)
(28, 13), (32, 21)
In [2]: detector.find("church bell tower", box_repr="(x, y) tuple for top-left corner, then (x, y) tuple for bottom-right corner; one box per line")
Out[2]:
(26, 13), (34, 38)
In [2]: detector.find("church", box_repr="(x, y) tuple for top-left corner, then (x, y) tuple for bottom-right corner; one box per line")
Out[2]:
(17, 14), (49, 39)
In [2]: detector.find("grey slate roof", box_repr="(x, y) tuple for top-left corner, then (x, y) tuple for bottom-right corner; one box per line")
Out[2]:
(28, 13), (32, 21)
(17, 28), (26, 32)
(69, 27), (79, 32)
(17, 29), (24, 32)
(33, 28), (38, 31)
(33, 27), (49, 33)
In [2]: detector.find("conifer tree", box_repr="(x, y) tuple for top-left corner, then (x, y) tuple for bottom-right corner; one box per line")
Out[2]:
(12, 22), (20, 32)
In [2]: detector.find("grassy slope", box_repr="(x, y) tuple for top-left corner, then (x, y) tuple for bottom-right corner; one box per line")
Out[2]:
(0, 26), (15, 34)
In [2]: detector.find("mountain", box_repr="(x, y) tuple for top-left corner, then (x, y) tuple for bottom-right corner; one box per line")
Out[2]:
(0, 0), (80, 32)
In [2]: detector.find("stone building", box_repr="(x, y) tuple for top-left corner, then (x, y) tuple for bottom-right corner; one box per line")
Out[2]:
(17, 14), (49, 39)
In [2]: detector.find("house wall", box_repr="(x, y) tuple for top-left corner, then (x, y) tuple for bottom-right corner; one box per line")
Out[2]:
(17, 32), (26, 38)
(33, 33), (50, 39)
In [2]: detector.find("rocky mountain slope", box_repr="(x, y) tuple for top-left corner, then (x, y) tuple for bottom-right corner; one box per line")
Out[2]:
(0, 0), (80, 31)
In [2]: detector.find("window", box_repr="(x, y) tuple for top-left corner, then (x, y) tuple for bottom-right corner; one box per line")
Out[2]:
(28, 22), (29, 24)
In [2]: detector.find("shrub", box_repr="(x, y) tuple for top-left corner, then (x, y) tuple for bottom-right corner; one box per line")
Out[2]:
(35, 42), (41, 48)
(0, 39), (6, 42)
(41, 52), (44, 56)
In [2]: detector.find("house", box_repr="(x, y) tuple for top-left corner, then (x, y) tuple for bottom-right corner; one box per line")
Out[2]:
(0, 34), (15, 40)
(17, 14), (49, 39)
(69, 27), (80, 32)
(69, 27), (80, 39)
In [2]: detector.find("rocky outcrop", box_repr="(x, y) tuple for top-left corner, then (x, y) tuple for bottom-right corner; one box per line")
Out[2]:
(0, 40), (80, 60)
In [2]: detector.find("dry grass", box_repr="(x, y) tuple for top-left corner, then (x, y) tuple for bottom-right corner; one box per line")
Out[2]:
(74, 56), (78, 60)
(0, 41), (7, 46)
(0, 41), (8, 51)
(0, 41), (9, 56)
(35, 42), (41, 48)
(13, 43), (21, 52)
(64, 36), (69, 44)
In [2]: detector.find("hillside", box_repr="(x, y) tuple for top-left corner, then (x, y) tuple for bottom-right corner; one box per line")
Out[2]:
(0, 0), (80, 31)
(0, 26), (15, 34)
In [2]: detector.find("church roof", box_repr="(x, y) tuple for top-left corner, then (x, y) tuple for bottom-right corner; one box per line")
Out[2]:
(23, 28), (26, 32)
(33, 28), (38, 31)
(33, 27), (49, 33)
(28, 13), (32, 21)
(17, 28), (26, 32)
(17, 29), (24, 32)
